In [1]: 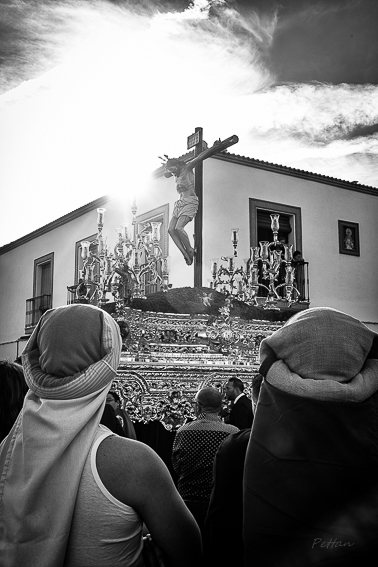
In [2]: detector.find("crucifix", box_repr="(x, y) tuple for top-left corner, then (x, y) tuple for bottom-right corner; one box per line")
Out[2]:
(161, 127), (239, 287)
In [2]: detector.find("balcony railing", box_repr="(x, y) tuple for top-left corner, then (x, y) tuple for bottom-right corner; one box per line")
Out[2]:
(294, 261), (310, 303)
(25, 294), (52, 332)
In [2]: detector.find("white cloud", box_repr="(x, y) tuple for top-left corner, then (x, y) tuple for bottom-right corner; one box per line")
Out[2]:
(0, 0), (377, 246)
(249, 83), (378, 141)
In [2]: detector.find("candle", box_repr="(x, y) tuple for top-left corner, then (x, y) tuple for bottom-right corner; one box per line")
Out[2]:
(250, 247), (259, 263)
(270, 213), (280, 233)
(231, 228), (239, 243)
(151, 222), (162, 242)
(115, 228), (123, 243)
(260, 241), (269, 261)
(244, 258), (250, 275)
(121, 225), (129, 241)
(97, 208), (106, 226)
(81, 241), (90, 260)
(131, 196), (137, 215)
(284, 244), (293, 263)
(285, 266), (294, 285)
(211, 258), (219, 276)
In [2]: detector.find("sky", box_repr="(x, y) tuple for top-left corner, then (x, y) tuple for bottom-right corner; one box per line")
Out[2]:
(0, 0), (377, 247)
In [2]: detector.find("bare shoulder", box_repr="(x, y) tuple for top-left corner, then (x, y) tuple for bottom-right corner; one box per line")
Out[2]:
(96, 435), (171, 508)
(97, 435), (203, 566)
(97, 434), (157, 467)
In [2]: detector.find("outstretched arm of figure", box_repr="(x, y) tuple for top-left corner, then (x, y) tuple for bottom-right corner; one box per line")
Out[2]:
(97, 435), (202, 567)
(186, 134), (239, 170)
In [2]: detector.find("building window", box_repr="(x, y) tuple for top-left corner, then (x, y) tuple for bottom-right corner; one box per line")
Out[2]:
(25, 253), (54, 331)
(249, 199), (307, 300)
(74, 234), (99, 284)
(249, 199), (302, 252)
(66, 234), (99, 304)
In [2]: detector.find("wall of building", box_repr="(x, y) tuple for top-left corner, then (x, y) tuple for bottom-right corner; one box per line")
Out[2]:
(0, 211), (98, 359)
(0, 175), (194, 359)
(202, 158), (378, 327)
(1, 156), (377, 359)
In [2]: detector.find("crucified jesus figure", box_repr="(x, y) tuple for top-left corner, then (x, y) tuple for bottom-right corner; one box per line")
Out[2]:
(163, 135), (238, 265)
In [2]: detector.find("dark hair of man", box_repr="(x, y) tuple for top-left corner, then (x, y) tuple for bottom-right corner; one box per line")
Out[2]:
(109, 390), (120, 404)
(0, 360), (28, 442)
(227, 377), (244, 392)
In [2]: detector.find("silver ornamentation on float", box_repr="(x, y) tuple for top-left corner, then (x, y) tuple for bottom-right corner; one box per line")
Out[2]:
(70, 206), (170, 309)
(112, 309), (281, 430)
(211, 214), (301, 310)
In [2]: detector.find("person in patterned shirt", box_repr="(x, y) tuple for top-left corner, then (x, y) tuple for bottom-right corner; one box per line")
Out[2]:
(171, 387), (238, 535)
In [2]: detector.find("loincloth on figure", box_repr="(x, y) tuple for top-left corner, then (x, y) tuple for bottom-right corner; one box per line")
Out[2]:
(172, 195), (199, 220)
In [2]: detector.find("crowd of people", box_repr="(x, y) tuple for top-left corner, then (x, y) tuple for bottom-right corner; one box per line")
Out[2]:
(1, 303), (378, 566)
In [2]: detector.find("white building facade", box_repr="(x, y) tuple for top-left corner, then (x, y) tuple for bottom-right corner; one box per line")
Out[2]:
(1, 151), (377, 360)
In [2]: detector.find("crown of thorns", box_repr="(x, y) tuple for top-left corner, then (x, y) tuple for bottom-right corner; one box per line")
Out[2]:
(158, 155), (186, 168)
(158, 155), (186, 177)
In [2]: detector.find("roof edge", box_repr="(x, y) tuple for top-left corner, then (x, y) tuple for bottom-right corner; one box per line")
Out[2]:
(211, 152), (378, 195)
(154, 150), (378, 195)
(0, 195), (110, 255)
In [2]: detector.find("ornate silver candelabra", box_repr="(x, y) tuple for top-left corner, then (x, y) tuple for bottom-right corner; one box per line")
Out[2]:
(77, 206), (169, 310)
(210, 214), (300, 309)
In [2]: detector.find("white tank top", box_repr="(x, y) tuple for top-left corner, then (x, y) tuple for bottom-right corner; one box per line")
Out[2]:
(64, 425), (144, 567)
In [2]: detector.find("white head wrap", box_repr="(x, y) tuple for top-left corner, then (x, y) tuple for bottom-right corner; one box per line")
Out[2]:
(0, 304), (122, 567)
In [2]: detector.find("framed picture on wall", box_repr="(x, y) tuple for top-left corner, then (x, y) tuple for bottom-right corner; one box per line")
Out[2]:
(338, 220), (360, 256)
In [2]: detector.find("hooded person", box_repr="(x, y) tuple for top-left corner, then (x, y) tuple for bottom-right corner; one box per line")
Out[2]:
(243, 307), (378, 567)
(0, 304), (201, 567)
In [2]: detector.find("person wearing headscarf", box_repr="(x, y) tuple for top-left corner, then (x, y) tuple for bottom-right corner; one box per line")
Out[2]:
(243, 307), (378, 567)
(0, 359), (28, 443)
(0, 304), (201, 567)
